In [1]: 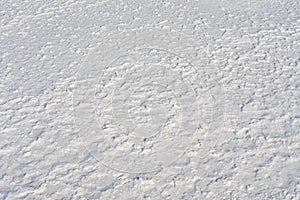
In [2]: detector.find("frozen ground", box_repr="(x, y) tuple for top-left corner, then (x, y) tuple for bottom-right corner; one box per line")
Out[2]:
(0, 0), (299, 199)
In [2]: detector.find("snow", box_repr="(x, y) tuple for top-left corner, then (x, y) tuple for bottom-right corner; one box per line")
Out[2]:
(0, 0), (299, 199)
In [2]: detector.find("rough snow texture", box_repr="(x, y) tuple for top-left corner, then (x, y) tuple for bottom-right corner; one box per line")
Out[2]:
(1, 0), (299, 199)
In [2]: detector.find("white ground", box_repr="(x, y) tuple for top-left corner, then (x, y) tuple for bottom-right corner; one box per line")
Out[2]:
(0, 0), (299, 199)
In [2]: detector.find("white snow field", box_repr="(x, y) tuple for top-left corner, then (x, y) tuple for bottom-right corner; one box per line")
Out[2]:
(0, 0), (299, 199)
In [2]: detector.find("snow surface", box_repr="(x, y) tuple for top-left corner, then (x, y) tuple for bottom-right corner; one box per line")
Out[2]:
(1, 0), (299, 199)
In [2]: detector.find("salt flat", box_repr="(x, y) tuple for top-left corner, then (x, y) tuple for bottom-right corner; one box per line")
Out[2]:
(0, 0), (299, 199)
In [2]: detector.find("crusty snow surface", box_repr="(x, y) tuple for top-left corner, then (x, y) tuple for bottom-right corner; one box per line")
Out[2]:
(1, 0), (299, 199)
